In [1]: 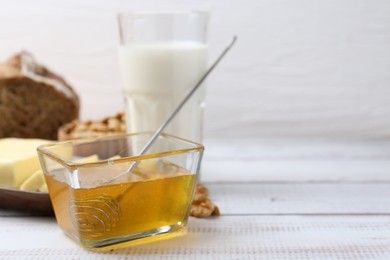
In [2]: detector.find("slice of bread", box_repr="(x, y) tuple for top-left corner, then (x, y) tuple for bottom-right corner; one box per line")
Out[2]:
(0, 52), (79, 140)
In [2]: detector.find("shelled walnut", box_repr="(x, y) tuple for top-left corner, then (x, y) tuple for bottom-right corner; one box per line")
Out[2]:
(190, 183), (220, 218)
(58, 111), (126, 140)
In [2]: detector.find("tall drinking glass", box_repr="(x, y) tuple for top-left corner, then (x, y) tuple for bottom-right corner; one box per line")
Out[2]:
(118, 11), (208, 142)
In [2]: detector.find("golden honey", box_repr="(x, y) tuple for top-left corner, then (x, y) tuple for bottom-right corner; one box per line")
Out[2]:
(45, 161), (196, 249)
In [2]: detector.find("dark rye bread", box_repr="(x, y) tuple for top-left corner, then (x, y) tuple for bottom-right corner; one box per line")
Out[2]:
(0, 52), (79, 140)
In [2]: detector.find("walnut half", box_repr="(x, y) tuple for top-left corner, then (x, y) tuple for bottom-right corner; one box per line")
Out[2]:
(190, 184), (220, 218)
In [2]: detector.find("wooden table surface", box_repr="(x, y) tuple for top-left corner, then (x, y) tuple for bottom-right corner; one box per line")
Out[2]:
(1, 139), (389, 259)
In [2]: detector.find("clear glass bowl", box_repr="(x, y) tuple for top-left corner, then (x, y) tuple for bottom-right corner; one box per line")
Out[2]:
(37, 133), (204, 250)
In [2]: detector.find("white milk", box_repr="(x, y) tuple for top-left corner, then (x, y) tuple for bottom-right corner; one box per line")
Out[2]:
(118, 43), (208, 142)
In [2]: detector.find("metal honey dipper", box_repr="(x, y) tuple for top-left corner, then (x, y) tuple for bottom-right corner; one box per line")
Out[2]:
(111, 36), (237, 182)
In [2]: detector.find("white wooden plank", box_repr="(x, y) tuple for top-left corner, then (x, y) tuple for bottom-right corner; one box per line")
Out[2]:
(206, 183), (390, 215)
(201, 139), (390, 182)
(203, 139), (390, 159)
(0, 216), (389, 259)
(202, 159), (390, 182)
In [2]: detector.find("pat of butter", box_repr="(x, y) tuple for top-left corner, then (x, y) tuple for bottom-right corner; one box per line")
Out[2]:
(0, 138), (52, 188)
(19, 169), (46, 191)
(20, 154), (99, 192)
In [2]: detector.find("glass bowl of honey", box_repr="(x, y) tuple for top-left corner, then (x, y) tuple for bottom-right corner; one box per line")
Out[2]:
(37, 133), (204, 250)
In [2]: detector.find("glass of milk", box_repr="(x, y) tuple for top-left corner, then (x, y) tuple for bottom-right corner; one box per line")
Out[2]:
(118, 11), (208, 142)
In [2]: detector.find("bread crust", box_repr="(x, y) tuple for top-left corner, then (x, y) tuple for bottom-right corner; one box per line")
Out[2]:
(0, 52), (79, 140)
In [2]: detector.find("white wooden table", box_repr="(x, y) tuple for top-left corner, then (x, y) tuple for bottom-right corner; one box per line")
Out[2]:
(1, 139), (390, 259)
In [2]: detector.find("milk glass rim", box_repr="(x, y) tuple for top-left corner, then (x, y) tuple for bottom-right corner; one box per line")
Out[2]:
(117, 10), (209, 18)
(37, 132), (204, 169)
(117, 10), (209, 45)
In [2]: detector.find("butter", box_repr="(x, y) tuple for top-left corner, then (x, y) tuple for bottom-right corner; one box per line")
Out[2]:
(20, 154), (99, 192)
(74, 154), (99, 164)
(0, 138), (52, 188)
(19, 169), (46, 191)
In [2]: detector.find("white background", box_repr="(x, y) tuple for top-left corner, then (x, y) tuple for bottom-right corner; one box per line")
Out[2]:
(0, 0), (389, 140)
